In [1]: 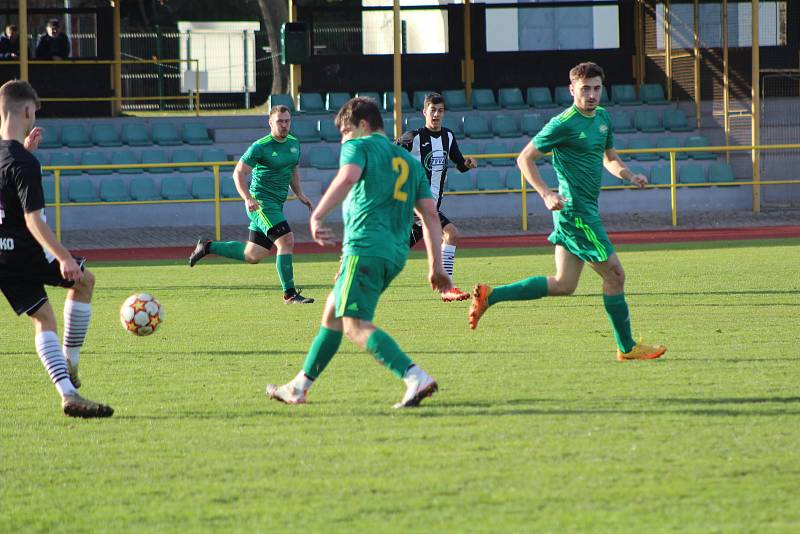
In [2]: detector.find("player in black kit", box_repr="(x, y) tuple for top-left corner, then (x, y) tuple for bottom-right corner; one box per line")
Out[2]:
(396, 92), (477, 302)
(0, 80), (112, 418)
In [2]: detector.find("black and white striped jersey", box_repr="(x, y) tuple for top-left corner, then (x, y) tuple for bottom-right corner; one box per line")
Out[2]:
(397, 127), (470, 207)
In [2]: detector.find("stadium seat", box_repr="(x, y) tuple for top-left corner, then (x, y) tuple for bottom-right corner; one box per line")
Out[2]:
(491, 115), (521, 138)
(526, 87), (557, 109)
(121, 123), (151, 146)
(663, 108), (695, 132)
(112, 151), (141, 175)
(190, 176), (214, 199)
(42, 179), (62, 204)
(221, 177), (240, 198)
(441, 89), (470, 111)
(521, 113), (546, 136)
(181, 123), (213, 145)
(268, 93), (296, 112)
(60, 124), (91, 148)
(446, 171), (474, 192)
(355, 92), (384, 111)
(462, 115), (491, 139)
(382, 91), (413, 113)
(171, 148), (199, 173)
(49, 152), (80, 176)
(708, 162), (735, 184)
(152, 123), (182, 146)
(201, 148), (228, 166)
(641, 83), (669, 105)
(457, 141), (482, 159)
(326, 92), (350, 113)
(79, 151), (108, 175)
(656, 136), (689, 160)
(141, 149), (171, 173)
(538, 166), (558, 188)
(476, 169), (505, 190)
(404, 116), (425, 131)
(291, 119), (321, 143)
(505, 168), (523, 189)
(498, 88), (526, 110)
(161, 176), (192, 200)
(614, 137), (630, 161)
(601, 169), (621, 187)
(684, 135), (716, 160)
(442, 116), (465, 139)
(308, 146), (339, 169)
(554, 86), (573, 107)
(627, 138), (659, 161)
(67, 179), (99, 203)
(484, 142), (512, 167)
(91, 124), (121, 147)
(318, 120), (340, 142)
(610, 111), (636, 133)
(129, 177), (159, 201)
(34, 152), (50, 176)
(99, 178), (131, 202)
(649, 165), (671, 185)
(413, 90), (435, 111)
(600, 86), (614, 106)
(634, 110), (664, 133)
(39, 127), (60, 149)
(383, 118), (395, 137)
(509, 138), (529, 155)
(611, 84), (642, 106)
(678, 164), (707, 184)
(298, 92), (326, 114)
(472, 88), (499, 111)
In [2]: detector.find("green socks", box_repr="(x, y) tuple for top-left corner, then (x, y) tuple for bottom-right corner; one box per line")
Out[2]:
(488, 276), (548, 306)
(276, 254), (294, 292)
(603, 293), (636, 353)
(365, 329), (413, 379)
(208, 241), (245, 262)
(302, 326), (343, 380)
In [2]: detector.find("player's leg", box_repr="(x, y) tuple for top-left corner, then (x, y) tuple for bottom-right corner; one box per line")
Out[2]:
(188, 207), (273, 266)
(270, 222), (313, 304)
(439, 213), (470, 302)
(242, 230), (273, 263)
(62, 263), (94, 388)
(408, 221), (424, 248)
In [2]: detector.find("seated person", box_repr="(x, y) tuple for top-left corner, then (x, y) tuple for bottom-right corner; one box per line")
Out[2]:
(36, 19), (70, 60)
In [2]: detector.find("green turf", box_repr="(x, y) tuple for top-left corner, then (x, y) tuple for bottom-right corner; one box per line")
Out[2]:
(2, 240), (800, 532)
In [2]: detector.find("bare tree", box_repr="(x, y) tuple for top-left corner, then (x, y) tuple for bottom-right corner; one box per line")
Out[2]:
(257, 0), (289, 95)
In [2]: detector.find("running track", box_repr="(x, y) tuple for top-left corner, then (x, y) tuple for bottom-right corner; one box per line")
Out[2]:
(75, 225), (800, 262)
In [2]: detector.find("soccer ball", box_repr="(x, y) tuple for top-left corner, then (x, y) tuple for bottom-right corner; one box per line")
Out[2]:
(120, 293), (164, 336)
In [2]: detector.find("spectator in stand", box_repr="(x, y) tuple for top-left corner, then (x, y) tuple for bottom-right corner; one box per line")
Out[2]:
(36, 19), (70, 60)
(0, 24), (20, 60)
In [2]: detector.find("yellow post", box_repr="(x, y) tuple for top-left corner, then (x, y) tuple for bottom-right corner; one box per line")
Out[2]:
(392, 0), (402, 140)
(693, 0), (701, 127)
(288, 0), (301, 108)
(112, 0), (122, 116)
(463, 0), (473, 106)
(213, 165), (221, 240)
(664, 0), (672, 101)
(520, 170), (527, 231)
(19, 0), (28, 81)
(195, 62), (200, 116)
(722, 0), (730, 152)
(751, 0), (761, 213)
(54, 169), (62, 241)
(669, 152), (677, 226)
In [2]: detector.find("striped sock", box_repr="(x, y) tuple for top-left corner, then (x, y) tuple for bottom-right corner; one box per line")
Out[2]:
(442, 244), (456, 277)
(63, 300), (91, 368)
(35, 331), (76, 397)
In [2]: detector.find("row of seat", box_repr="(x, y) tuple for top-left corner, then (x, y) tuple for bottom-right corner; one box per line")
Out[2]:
(271, 84), (670, 114)
(44, 175), (243, 203)
(37, 122), (213, 149)
(37, 148), (229, 175)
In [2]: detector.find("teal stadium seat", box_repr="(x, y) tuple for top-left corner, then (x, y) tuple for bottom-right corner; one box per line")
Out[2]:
(446, 171), (474, 192)
(152, 123), (182, 146)
(383, 118), (394, 138)
(326, 92), (350, 113)
(49, 152), (80, 176)
(42, 179), (67, 204)
(99, 178), (131, 202)
(355, 92), (384, 112)
(484, 142), (512, 167)
(405, 116), (425, 131)
(39, 127), (60, 148)
(612, 84), (642, 106)
(191, 176), (214, 199)
(505, 168), (523, 189)
(614, 137), (630, 161)
(221, 178), (240, 198)
(91, 124), (121, 147)
(181, 123), (213, 145)
(539, 166), (558, 188)
(79, 151), (108, 175)
(141, 149), (171, 173)
(309, 146), (339, 169)
(441, 89), (470, 111)
(610, 111), (636, 133)
(521, 113), (546, 136)
(708, 162), (735, 184)
(413, 90), (435, 111)
(457, 141), (482, 160)
(382, 91), (413, 113)
(554, 86), (573, 107)
(491, 115), (521, 138)
(472, 88), (499, 111)
(656, 136), (689, 160)
(649, 165), (671, 185)
(121, 123), (150, 146)
(298, 93), (326, 114)
(442, 116), (464, 139)
(663, 108), (695, 132)
(201, 148), (228, 172)
(476, 169), (505, 190)
(34, 152), (50, 176)
(318, 120), (340, 142)
(634, 110), (664, 133)
(498, 88), (526, 110)
(628, 138), (658, 161)
(112, 151), (141, 174)
(641, 83), (669, 105)
(526, 87), (557, 109)
(61, 124), (91, 148)
(678, 164), (707, 184)
(67, 179), (99, 202)
(291, 119), (321, 142)
(161, 176), (192, 200)
(171, 148), (199, 173)
(129, 177), (159, 200)
(684, 135), (715, 160)
(268, 93), (296, 112)
(600, 86), (614, 106)
(462, 115), (491, 139)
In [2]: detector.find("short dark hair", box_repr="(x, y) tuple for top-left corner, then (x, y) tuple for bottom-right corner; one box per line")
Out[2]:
(423, 92), (445, 110)
(0, 79), (41, 113)
(569, 62), (605, 83)
(5, 24), (17, 32)
(47, 19), (61, 28)
(335, 97), (383, 132)
(269, 105), (291, 117)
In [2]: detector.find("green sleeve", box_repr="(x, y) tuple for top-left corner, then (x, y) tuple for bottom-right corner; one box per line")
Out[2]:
(339, 140), (365, 168)
(240, 142), (261, 168)
(533, 117), (569, 154)
(413, 160), (433, 200)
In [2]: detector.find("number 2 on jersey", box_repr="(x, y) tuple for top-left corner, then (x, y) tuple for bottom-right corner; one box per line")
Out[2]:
(392, 157), (409, 202)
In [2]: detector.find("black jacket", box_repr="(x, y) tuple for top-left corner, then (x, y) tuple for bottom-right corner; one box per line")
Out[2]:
(35, 33), (70, 60)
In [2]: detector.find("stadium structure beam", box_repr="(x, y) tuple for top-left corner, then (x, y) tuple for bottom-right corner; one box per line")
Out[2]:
(392, 0), (402, 140)
(693, 0), (701, 127)
(751, 0), (760, 212)
(289, 0), (301, 108)
(663, 0), (672, 101)
(463, 0), (473, 106)
(723, 0), (730, 155)
(19, 0), (28, 80)
(112, 0), (122, 116)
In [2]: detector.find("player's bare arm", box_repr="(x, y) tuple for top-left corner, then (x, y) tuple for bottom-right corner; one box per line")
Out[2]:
(414, 197), (452, 293)
(309, 163), (362, 246)
(232, 160), (259, 211)
(604, 148), (647, 188)
(290, 166), (313, 210)
(517, 142), (566, 210)
(23, 209), (81, 281)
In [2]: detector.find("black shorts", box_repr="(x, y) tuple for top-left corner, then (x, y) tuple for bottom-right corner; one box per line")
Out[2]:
(409, 210), (453, 247)
(0, 252), (85, 316)
(247, 220), (292, 250)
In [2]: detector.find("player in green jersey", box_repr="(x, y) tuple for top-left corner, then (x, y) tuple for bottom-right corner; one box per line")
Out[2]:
(266, 97), (452, 408)
(469, 62), (666, 362)
(188, 105), (314, 304)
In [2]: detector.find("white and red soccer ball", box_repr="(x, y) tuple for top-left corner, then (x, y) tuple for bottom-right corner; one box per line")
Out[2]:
(120, 293), (164, 336)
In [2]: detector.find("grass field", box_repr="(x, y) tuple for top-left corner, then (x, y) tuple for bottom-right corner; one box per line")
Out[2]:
(2, 239), (800, 532)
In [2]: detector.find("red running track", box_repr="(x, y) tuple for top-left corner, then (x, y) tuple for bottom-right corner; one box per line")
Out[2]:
(74, 225), (800, 262)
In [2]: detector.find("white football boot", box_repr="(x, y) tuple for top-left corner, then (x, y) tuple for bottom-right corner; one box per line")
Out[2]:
(266, 372), (311, 405)
(394, 366), (438, 409)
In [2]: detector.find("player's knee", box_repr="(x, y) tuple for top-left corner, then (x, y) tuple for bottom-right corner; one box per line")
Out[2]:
(443, 224), (459, 244)
(275, 233), (294, 253)
(75, 269), (95, 293)
(550, 277), (577, 296)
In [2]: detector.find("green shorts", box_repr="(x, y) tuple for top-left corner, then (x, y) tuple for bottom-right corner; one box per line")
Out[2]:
(548, 211), (615, 263)
(247, 201), (286, 235)
(333, 255), (403, 321)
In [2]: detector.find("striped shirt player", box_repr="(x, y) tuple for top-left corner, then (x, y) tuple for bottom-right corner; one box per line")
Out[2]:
(396, 92), (477, 302)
